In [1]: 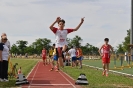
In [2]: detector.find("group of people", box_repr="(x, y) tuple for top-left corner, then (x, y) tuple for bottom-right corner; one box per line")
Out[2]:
(0, 33), (10, 82)
(42, 44), (83, 71)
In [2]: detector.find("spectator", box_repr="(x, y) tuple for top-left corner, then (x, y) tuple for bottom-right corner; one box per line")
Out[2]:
(0, 33), (10, 50)
(0, 36), (9, 82)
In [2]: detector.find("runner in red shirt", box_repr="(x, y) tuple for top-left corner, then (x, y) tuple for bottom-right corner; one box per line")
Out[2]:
(42, 47), (47, 66)
(99, 38), (113, 77)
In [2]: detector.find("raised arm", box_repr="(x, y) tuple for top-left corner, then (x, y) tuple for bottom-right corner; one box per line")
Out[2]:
(73, 17), (85, 31)
(49, 17), (61, 30)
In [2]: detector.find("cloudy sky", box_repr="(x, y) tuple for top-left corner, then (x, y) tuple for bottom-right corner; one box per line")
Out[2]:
(0, 0), (131, 49)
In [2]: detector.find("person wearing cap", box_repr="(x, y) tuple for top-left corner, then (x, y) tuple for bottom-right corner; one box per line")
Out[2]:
(0, 36), (9, 82)
(0, 33), (10, 50)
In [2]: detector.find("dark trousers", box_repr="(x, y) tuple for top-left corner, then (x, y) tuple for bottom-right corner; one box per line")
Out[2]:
(0, 60), (8, 79)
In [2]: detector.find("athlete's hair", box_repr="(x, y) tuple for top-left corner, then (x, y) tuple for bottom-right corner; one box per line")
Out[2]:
(53, 43), (55, 46)
(104, 38), (109, 41)
(71, 46), (73, 48)
(58, 19), (65, 24)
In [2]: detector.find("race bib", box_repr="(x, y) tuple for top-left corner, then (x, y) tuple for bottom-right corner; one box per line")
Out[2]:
(60, 39), (65, 42)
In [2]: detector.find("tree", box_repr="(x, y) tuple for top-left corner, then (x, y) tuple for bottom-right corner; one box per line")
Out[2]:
(30, 38), (51, 54)
(10, 44), (19, 54)
(122, 30), (130, 51)
(117, 29), (130, 53)
(70, 35), (82, 47)
(116, 44), (125, 54)
(16, 40), (28, 55)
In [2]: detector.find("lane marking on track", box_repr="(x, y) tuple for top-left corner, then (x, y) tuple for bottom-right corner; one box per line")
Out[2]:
(60, 70), (75, 80)
(31, 84), (72, 86)
(28, 61), (41, 88)
(59, 72), (76, 88)
(82, 64), (133, 77)
(26, 60), (40, 79)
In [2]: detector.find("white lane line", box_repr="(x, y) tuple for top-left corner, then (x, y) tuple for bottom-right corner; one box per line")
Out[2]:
(26, 61), (39, 78)
(82, 64), (133, 77)
(28, 61), (41, 88)
(59, 72), (76, 88)
(31, 84), (72, 86)
(60, 70), (75, 80)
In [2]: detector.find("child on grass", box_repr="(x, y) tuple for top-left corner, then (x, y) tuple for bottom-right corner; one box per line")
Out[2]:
(98, 38), (113, 77)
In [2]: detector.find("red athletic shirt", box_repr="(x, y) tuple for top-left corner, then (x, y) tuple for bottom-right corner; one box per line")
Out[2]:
(102, 44), (110, 59)
(42, 50), (46, 57)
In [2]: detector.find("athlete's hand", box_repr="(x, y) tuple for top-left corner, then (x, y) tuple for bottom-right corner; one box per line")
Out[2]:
(56, 17), (61, 23)
(81, 17), (85, 23)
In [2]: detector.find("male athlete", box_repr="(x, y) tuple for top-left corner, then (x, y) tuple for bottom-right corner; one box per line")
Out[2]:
(42, 47), (47, 65)
(77, 46), (83, 69)
(48, 47), (54, 64)
(98, 38), (113, 77)
(49, 17), (84, 67)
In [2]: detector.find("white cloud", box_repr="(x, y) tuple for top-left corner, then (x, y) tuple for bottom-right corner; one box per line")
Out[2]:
(0, 0), (131, 49)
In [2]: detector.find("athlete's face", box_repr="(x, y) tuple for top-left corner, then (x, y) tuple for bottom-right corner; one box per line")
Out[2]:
(104, 41), (109, 44)
(58, 22), (65, 29)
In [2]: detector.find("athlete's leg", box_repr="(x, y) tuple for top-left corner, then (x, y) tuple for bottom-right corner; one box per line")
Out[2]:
(50, 58), (54, 71)
(55, 56), (59, 71)
(79, 57), (82, 68)
(102, 63), (106, 76)
(106, 63), (109, 76)
(62, 45), (67, 52)
(57, 47), (64, 67)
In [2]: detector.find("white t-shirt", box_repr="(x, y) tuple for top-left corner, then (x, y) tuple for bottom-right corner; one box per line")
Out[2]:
(68, 48), (76, 58)
(0, 40), (10, 50)
(2, 44), (9, 61)
(52, 27), (74, 48)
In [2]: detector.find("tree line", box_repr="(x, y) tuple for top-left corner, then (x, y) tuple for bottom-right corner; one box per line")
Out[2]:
(10, 29), (131, 56)
(10, 35), (99, 55)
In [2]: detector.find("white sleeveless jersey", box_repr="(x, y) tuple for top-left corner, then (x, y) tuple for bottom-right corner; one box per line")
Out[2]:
(52, 27), (73, 48)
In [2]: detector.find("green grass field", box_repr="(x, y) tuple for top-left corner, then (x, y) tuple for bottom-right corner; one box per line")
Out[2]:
(0, 58), (38, 87)
(1, 58), (133, 88)
(82, 59), (133, 75)
(62, 66), (133, 88)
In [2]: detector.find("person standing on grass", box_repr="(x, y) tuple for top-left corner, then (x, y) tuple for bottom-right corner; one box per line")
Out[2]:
(98, 38), (113, 77)
(49, 44), (59, 72)
(42, 47), (47, 66)
(49, 17), (84, 68)
(68, 46), (77, 67)
(0, 36), (9, 82)
(48, 47), (54, 64)
(0, 33), (10, 50)
(77, 47), (83, 69)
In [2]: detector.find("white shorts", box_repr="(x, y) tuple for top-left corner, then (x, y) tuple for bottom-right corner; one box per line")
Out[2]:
(55, 42), (68, 48)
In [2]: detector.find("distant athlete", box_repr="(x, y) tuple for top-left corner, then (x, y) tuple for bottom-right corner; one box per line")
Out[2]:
(48, 47), (54, 64)
(98, 38), (113, 77)
(76, 47), (83, 69)
(68, 46), (77, 67)
(49, 17), (84, 67)
(42, 47), (47, 65)
(49, 44), (59, 72)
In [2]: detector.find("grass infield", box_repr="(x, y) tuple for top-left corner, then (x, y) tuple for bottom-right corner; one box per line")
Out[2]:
(0, 58), (38, 87)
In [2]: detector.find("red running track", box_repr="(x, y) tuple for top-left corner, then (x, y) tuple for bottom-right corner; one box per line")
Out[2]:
(22, 61), (82, 88)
